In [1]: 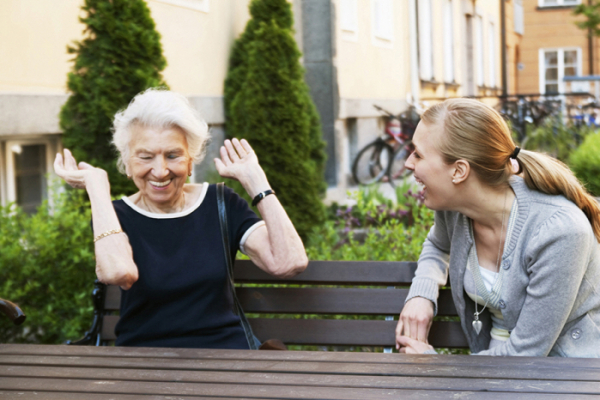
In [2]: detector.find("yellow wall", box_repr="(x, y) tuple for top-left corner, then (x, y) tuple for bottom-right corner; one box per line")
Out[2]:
(0, 0), (85, 94)
(147, 0), (251, 96)
(0, 0), (254, 96)
(335, 0), (410, 100)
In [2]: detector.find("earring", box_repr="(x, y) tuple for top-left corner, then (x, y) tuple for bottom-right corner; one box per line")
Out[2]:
(452, 179), (457, 184)
(127, 174), (131, 179)
(188, 171), (192, 177)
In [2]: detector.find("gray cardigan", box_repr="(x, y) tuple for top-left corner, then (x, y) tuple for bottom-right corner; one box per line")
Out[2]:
(406, 176), (600, 357)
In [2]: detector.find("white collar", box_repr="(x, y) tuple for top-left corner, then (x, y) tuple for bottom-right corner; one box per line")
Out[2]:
(121, 182), (209, 219)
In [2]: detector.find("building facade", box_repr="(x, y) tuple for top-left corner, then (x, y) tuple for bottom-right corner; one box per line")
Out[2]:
(0, 0), (512, 210)
(0, 0), (258, 210)
(517, 0), (594, 95)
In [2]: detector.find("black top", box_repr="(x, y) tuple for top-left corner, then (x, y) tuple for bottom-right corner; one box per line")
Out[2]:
(111, 183), (262, 349)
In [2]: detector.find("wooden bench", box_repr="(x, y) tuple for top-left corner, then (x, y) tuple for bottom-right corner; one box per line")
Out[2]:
(0, 298), (26, 326)
(68, 260), (468, 349)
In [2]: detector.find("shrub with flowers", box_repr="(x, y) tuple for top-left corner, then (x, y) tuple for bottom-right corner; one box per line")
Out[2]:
(306, 182), (434, 261)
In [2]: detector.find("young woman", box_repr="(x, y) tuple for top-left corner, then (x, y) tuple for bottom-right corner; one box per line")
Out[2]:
(395, 98), (600, 357)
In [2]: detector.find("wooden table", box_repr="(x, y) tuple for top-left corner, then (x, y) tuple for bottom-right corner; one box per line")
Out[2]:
(0, 344), (598, 399)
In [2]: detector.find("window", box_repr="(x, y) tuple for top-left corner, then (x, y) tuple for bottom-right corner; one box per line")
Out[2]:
(371, 0), (394, 43)
(5, 141), (51, 214)
(418, 0), (433, 80)
(475, 15), (484, 87)
(538, 0), (581, 7)
(443, 0), (454, 83)
(540, 48), (581, 94)
(514, 0), (524, 35)
(341, 0), (359, 41)
(488, 22), (496, 88)
(152, 0), (209, 12)
(341, 0), (358, 32)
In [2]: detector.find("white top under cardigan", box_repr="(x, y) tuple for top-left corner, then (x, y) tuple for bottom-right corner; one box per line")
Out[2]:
(463, 199), (519, 349)
(407, 176), (600, 357)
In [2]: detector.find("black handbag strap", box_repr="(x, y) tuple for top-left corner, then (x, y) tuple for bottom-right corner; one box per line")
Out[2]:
(217, 182), (258, 350)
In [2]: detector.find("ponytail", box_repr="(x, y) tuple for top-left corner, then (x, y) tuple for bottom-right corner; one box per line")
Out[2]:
(517, 150), (600, 242)
(422, 98), (600, 242)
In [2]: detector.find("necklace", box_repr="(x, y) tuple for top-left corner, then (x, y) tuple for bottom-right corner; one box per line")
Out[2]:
(472, 189), (508, 336)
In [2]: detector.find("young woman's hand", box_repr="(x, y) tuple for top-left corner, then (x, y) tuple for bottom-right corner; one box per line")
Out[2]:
(54, 149), (108, 190)
(396, 297), (434, 349)
(396, 335), (436, 354)
(214, 138), (271, 198)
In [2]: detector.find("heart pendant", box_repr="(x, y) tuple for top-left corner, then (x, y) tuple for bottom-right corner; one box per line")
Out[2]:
(472, 319), (482, 335)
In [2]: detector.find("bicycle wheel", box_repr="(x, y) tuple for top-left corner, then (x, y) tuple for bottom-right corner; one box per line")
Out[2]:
(387, 140), (414, 187)
(352, 140), (393, 185)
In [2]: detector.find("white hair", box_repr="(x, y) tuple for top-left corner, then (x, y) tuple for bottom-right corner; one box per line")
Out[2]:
(112, 88), (210, 174)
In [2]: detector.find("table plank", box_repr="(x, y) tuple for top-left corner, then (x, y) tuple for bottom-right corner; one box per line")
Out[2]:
(2, 345), (599, 369)
(0, 377), (597, 400)
(0, 355), (598, 382)
(1, 365), (599, 394)
(0, 392), (227, 400)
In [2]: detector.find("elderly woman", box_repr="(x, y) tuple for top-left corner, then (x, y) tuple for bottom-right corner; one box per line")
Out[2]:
(54, 89), (308, 349)
(395, 98), (600, 357)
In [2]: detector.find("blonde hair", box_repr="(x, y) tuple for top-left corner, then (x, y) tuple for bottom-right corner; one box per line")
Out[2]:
(422, 98), (600, 242)
(112, 88), (210, 174)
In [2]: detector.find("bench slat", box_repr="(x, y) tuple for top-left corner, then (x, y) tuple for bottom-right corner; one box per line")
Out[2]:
(234, 260), (419, 285)
(237, 288), (458, 316)
(104, 287), (458, 315)
(101, 316), (468, 348)
(251, 319), (468, 348)
(105, 285), (120, 311)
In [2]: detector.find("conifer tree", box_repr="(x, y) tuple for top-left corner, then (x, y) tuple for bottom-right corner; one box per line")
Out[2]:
(224, 0), (327, 240)
(59, 0), (168, 195)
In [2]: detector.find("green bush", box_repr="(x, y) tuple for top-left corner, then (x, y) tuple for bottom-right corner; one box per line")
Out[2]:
(306, 183), (434, 261)
(0, 188), (95, 344)
(224, 0), (327, 241)
(569, 132), (600, 196)
(521, 117), (594, 162)
(60, 0), (168, 196)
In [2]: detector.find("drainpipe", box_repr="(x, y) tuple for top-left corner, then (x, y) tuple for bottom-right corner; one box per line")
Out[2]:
(409, 0), (420, 103)
(589, 0), (594, 75)
(501, 0), (508, 96)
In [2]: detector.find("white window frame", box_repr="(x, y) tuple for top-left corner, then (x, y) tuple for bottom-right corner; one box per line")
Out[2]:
(538, 47), (582, 94)
(488, 21), (496, 88)
(371, 0), (394, 47)
(537, 0), (581, 7)
(475, 15), (484, 87)
(514, 0), (524, 35)
(4, 139), (54, 208)
(418, 0), (433, 80)
(340, 0), (359, 42)
(443, 0), (455, 83)
(151, 0), (209, 13)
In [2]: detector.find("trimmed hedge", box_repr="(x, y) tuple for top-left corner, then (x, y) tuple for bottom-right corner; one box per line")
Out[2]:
(59, 0), (168, 196)
(224, 0), (327, 241)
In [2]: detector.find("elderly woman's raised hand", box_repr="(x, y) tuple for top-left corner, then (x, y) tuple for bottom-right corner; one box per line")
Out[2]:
(214, 139), (270, 198)
(54, 149), (108, 190)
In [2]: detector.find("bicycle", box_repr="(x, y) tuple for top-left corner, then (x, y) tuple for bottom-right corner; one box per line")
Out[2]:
(352, 104), (419, 186)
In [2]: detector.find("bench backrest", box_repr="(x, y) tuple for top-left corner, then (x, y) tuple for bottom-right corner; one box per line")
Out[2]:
(96, 260), (467, 348)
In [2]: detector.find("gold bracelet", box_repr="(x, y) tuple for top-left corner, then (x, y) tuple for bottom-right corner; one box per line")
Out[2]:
(94, 228), (124, 243)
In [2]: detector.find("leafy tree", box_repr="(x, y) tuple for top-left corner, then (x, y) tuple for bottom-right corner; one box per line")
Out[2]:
(59, 0), (168, 195)
(574, 1), (600, 36)
(224, 0), (327, 240)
